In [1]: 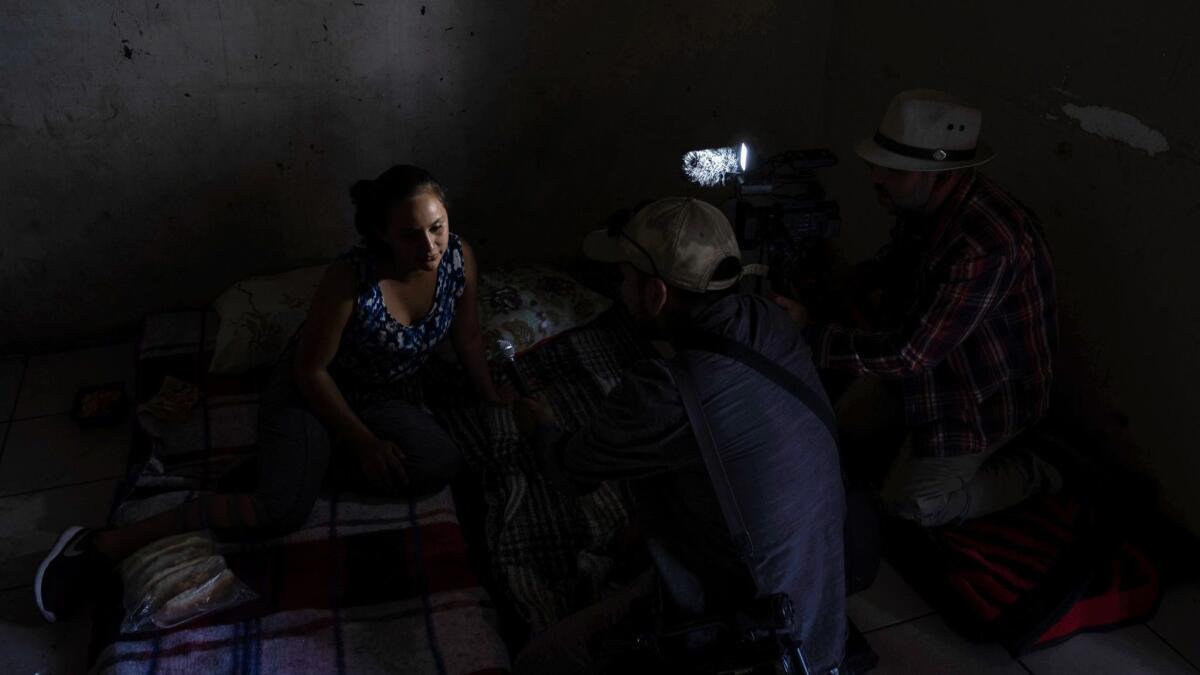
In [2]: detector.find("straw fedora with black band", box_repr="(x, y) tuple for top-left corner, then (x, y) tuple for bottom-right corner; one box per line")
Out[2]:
(855, 89), (995, 173)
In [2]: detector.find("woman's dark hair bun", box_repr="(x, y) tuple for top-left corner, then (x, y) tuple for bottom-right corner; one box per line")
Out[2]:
(349, 179), (376, 208)
(350, 165), (446, 248)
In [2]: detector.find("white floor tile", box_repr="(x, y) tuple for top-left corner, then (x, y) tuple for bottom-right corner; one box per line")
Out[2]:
(849, 560), (934, 632)
(0, 414), (130, 496)
(14, 343), (134, 420)
(0, 480), (118, 589)
(0, 585), (92, 674)
(1022, 624), (1197, 675)
(867, 614), (1026, 675)
(0, 358), (22, 420)
(1149, 579), (1200, 670)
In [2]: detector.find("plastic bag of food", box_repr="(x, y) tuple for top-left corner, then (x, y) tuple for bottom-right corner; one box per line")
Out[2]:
(120, 532), (216, 607)
(120, 532), (257, 633)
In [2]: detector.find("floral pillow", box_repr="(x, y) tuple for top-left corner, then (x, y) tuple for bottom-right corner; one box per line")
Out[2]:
(210, 263), (609, 373)
(209, 264), (328, 374)
(477, 265), (611, 357)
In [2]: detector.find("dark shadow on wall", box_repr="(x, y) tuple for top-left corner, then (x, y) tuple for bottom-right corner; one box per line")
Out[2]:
(2, 0), (839, 352)
(449, 0), (835, 267)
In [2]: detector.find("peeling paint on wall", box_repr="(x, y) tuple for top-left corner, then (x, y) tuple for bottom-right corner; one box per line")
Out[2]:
(1061, 103), (1170, 156)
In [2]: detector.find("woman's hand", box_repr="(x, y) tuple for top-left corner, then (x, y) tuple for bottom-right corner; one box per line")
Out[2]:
(484, 382), (521, 407)
(512, 398), (554, 436)
(352, 437), (409, 492)
(449, 239), (508, 405)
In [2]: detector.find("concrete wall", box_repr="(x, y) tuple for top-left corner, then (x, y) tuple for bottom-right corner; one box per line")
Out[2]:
(0, 0), (833, 351)
(6, 0), (1196, 534)
(819, 1), (1200, 534)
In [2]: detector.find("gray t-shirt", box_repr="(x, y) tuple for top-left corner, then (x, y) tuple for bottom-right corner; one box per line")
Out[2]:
(539, 294), (847, 671)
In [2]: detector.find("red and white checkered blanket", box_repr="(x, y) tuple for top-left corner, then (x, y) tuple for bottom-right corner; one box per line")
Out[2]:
(89, 310), (510, 674)
(90, 305), (644, 673)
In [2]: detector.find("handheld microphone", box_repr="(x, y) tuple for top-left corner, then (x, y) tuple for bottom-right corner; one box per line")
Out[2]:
(495, 339), (534, 398)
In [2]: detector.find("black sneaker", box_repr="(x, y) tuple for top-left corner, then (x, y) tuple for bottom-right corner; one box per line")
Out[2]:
(34, 526), (110, 622)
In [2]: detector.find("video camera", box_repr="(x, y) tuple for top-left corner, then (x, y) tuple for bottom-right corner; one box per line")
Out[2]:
(601, 590), (821, 674)
(682, 144), (842, 314)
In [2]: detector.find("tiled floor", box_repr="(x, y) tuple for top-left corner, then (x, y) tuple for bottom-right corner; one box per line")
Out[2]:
(0, 345), (1198, 674)
(0, 347), (133, 674)
(850, 562), (1200, 674)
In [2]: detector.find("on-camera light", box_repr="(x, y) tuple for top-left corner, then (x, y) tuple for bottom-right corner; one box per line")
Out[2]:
(681, 143), (750, 188)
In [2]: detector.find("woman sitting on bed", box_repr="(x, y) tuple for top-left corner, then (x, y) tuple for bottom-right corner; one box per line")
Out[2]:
(36, 164), (504, 623)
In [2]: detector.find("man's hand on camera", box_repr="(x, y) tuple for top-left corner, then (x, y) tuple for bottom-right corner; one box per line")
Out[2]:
(771, 293), (811, 329)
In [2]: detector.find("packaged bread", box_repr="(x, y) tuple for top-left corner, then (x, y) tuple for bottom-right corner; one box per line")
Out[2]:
(136, 555), (226, 612)
(119, 531), (258, 634)
(120, 533), (214, 586)
(152, 568), (240, 628)
(120, 534), (216, 608)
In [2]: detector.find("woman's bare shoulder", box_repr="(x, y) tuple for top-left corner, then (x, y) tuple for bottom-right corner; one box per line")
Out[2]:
(456, 236), (477, 271)
(314, 259), (356, 303)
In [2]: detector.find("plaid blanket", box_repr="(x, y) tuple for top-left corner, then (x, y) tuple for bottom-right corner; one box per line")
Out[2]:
(90, 310), (510, 674)
(91, 305), (643, 672)
(428, 308), (644, 633)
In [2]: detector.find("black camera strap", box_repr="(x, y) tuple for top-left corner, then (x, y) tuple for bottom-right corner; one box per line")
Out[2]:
(665, 333), (836, 557)
(667, 358), (756, 560)
(660, 340), (831, 675)
(677, 333), (838, 443)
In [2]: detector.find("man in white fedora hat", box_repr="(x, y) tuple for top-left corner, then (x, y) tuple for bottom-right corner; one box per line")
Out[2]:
(512, 198), (847, 673)
(776, 89), (1061, 528)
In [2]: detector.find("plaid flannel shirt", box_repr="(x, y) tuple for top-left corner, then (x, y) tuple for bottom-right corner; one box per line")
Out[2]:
(811, 172), (1057, 457)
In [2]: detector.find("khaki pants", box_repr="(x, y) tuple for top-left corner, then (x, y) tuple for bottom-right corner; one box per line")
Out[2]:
(837, 376), (1061, 527)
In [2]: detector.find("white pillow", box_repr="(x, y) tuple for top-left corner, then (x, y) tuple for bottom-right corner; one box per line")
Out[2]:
(209, 264), (327, 374)
(477, 265), (612, 357)
(209, 262), (611, 373)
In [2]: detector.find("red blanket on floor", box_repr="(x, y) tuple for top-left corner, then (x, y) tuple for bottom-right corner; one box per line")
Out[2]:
(885, 491), (1161, 656)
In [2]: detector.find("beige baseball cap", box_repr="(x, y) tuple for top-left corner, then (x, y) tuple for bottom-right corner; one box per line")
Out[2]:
(582, 197), (742, 292)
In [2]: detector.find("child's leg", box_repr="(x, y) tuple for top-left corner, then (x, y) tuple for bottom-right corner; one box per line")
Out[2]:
(36, 353), (331, 623)
(94, 403), (331, 562)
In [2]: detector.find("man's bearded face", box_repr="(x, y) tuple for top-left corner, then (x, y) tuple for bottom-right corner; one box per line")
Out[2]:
(868, 164), (937, 213)
(618, 263), (668, 337)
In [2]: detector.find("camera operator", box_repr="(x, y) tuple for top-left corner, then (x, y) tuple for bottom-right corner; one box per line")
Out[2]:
(774, 89), (1061, 528)
(512, 198), (847, 674)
